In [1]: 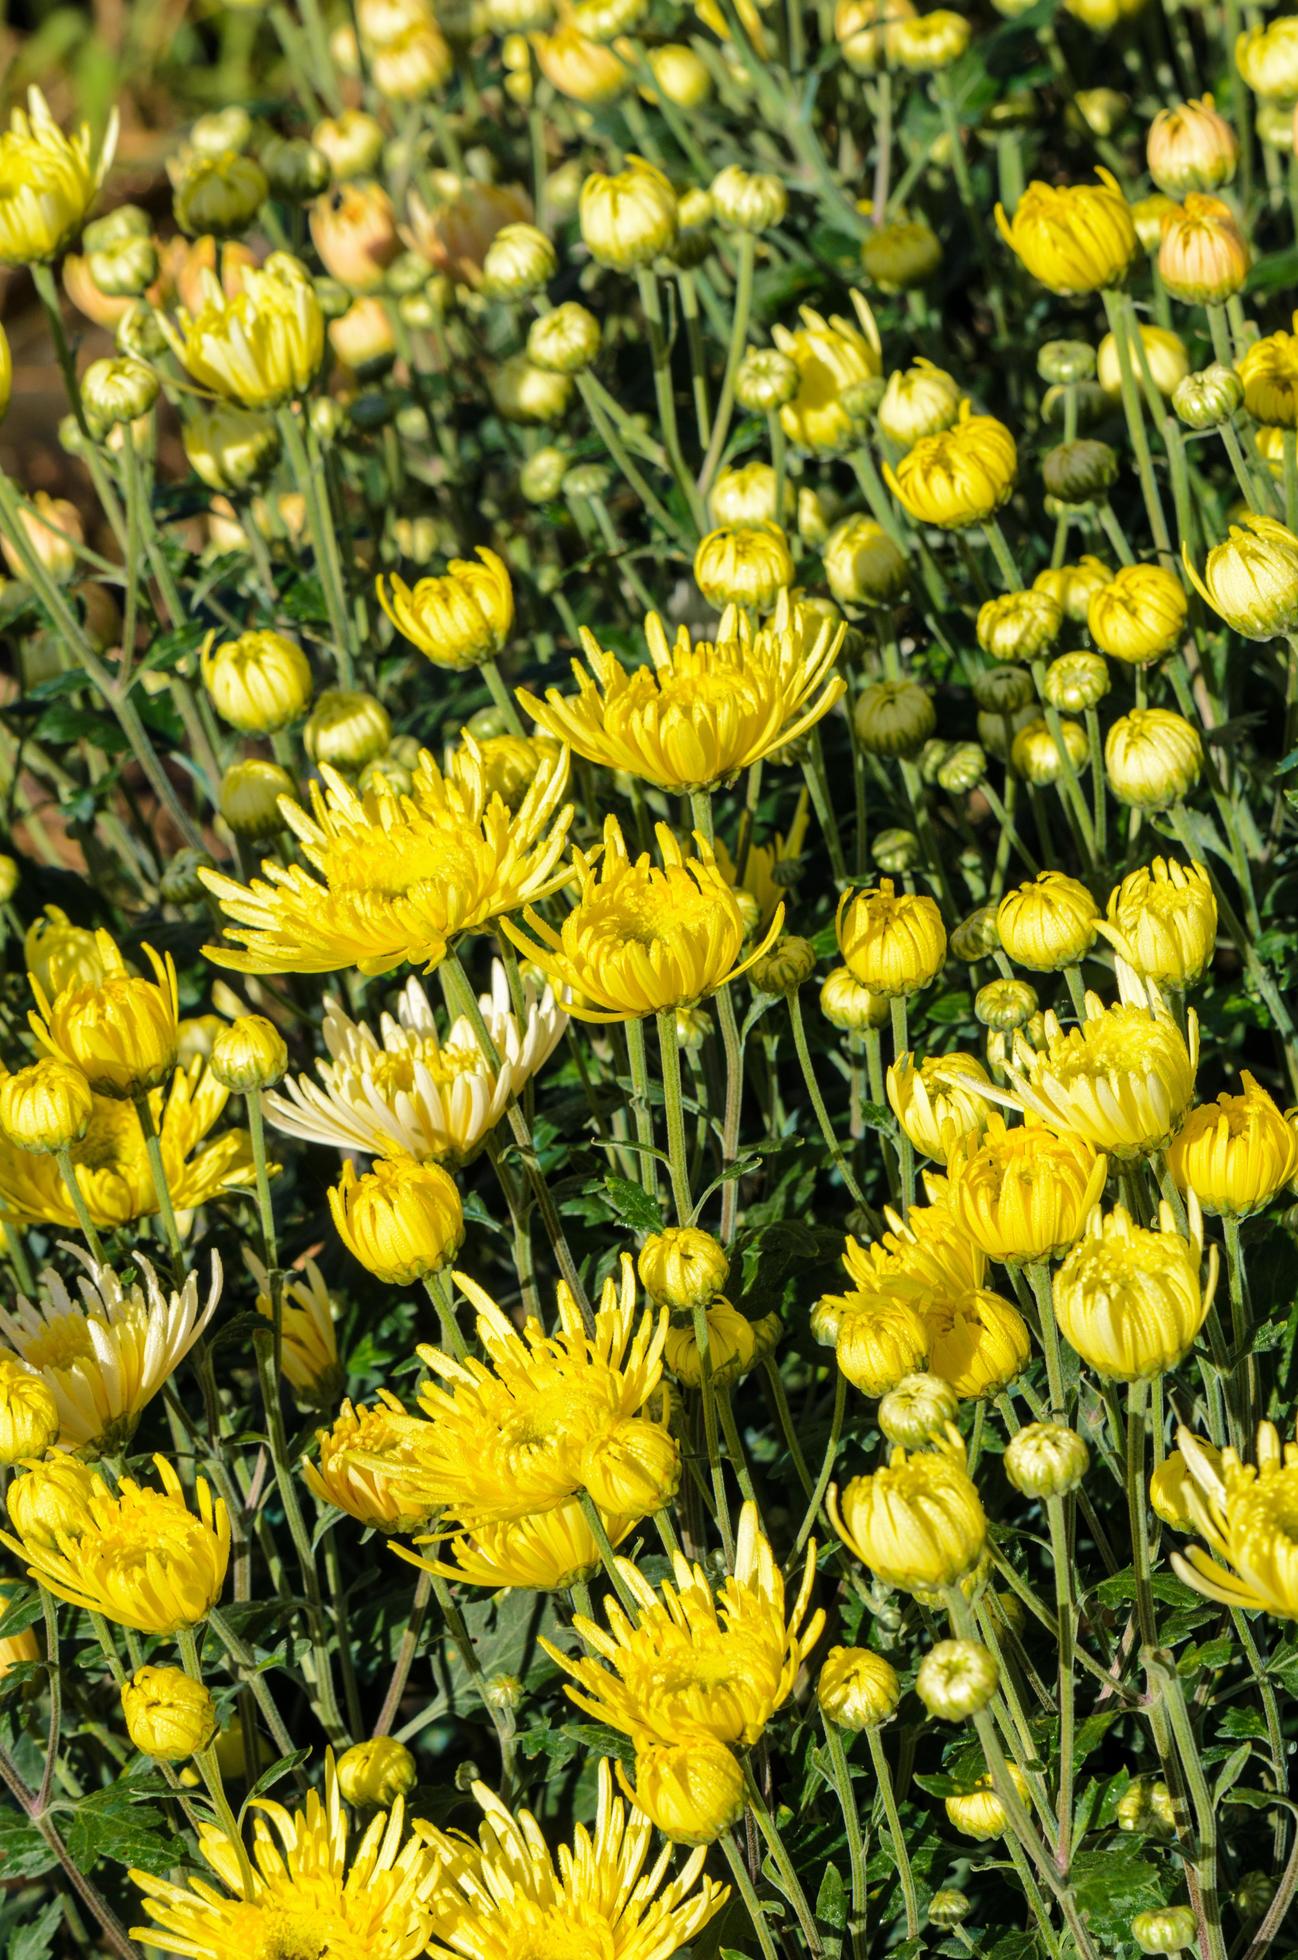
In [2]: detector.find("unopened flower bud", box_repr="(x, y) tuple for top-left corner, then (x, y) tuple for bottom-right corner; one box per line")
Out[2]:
(0, 1058), (93, 1153)
(1132, 1908), (1198, 1955)
(336, 1736), (417, 1806)
(975, 978), (1038, 1032)
(1037, 339), (1096, 385)
(121, 1666), (217, 1762)
(527, 302), (601, 374)
(219, 758), (296, 837)
(209, 1015), (288, 1093)
(710, 164), (787, 232)
(305, 689), (391, 770)
(820, 965), (889, 1032)
(750, 935), (817, 995)
(916, 1639), (999, 1720)
(872, 827), (920, 874)
(735, 348), (798, 412)
(936, 741), (985, 794)
(878, 1372), (959, 1447)
(482, 222), (558, 298)
(1004, 1421), (1090, 1497)
(972, 664), (1035, 714)
(1043, 439), (1118, 505)
(929, 1890), (972, 1928)
(0, 1361), (60, 1463)
(638, 1227), (729, 1311)
(817, 1645), (901, 1729)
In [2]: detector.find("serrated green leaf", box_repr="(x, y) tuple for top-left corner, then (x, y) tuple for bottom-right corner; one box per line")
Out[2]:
(245, 1748), (311, 1802)
(595, 1174), (664, 1234)
(64, 1781), (188, 1875)
(9, 1896), (63, 1960)
(0, 1808), (58, 1881)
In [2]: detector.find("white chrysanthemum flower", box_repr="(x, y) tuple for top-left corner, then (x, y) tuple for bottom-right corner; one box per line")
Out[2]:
(265, 960), (567, 1165)
(0, 1247), (221, 1455)
(245, 1249), (343, 1406)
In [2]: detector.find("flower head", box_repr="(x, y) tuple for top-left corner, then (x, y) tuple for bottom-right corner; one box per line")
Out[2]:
(0, 1248), (221, 1457)
(1105, 708), (1203, 809)
(886, 1052), (990, 1164)
(884, 401), (1017, 530)
(1, 1453), (228, 1634)
(376, 548), (514, 671)
(419, 1755), (727, 1948)
(1158, 194), (1251, 303)
(402, 1496), (637, 1592)
(1088, 563), (1188, 666)
(0, 88), (117, 266)
(31, 935), (178, 1100)
(504, 815), (781, 1022)
(121, 1665), (217, 1761)
(830, 1429), (986, 1593)
(995, 171), (1136, 294)
(161, 250), (325, 408)
(329, 1157), (464, 1285)
(579, 156), (677, 269)
(997, 870), (1098, 972)
(1053, 1197), (1215, 1380)
(692, 522), (794, 610)
(248, 1252), (342, 1407)
(268, 962), (565, 1168)
(1148, 96), (1240, 195)
(200, 627), (313, 733)
(305, 1391), (440, 1534)
(946, 1113), (1108, 1262)
(518, 593), (845, 793)
(772, 301), (882, 453)
(1164, 1418), (1298, 1618)
(837, 879), (946, 997)
(1183, 514), (1298, 638)
(202, 739), (573, 978)
(131, 1752), (447, 1959)
(817, 1645), (901, 1728)
(1099, 858), (1216, 989)
(1167, 1071), (1298, 1215)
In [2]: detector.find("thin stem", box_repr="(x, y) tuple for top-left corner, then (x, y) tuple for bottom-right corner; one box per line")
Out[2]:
(720, 1828), (783, 1960)
(698, 232), (756, 499)
(788, 992), (868, 1205)
(822, 1718), (867, 1960)
(656, 1010), (694, 1224)
(374, 1571), (432, 1739)
(865, 1725), (920, 1938)
(744, 1763), (824, 1958)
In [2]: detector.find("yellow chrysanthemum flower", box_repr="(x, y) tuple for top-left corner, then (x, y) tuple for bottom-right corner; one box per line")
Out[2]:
(1053, 1196), (1215, 1381)
(830, 1426), (987, 1593)
(0, 1061), (256, 1232)
(542, 1502), (823, 1811)
(886, 1051), (991, 1164)
(402, 1494), (640, 1592)
(517, 593), (845, 793)
(1, 1453), (229, 1634)
(247, 1251), (343, 1408)
(404, 1253), (678, 1526)
(946, 1112), (1108, 1263)
(1167, 1070), (1298, 1215)
(202, 738), (574, 978)
(771, 300), (882, 453)
(419, 1756), (727, 1960)
(304, 1391), (439, 1535)
(920, 1286), (1031, 1399)
(30, 933), (179, 1100)
(504, 815), (783, 1023)
(132, 1752), (448, 1960)
(1164, 1419), (1298, 1618)
(267, 961), (566, 1167)
(0, 87), (118, 266)
(1098, 857), (1217, 990)
(376, 547), (515, 671)
(0, 1249), (221, 1457)
(160, 250), (325, 409)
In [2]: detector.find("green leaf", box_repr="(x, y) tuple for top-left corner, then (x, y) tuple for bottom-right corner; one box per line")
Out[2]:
(9, 1897), (63, 1960)
(912, 1771), (965, 1798)
(246, 1748), (311, 1801)
(815, 1861), (847, 1936)
(0, 1809), (58, 1881)
(64, 1778), (189, 1875)
(0, 1586), (42, 1642)
(595, 1175), (664, 1235)
(1213, 1741), (1254, 1801)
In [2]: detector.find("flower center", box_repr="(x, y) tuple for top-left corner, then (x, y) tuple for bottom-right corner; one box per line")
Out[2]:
(20, 1314), (94, 1372)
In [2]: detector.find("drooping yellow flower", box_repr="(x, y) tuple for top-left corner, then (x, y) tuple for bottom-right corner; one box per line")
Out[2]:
(771, 301), (882, 453)
(1098, 857), (1217, 989)
(406, 1254), (678, 1527)
(1053, 1196), (1215, 1380)
(248, 1252), (343, 1408)
(504, 815), (782, 1023)
(1163, 1419), (1298, 1618)
(402, 1494), (639, 1591)
(999, 981), (1198, 1160)
(376, 548), (514, 670)
(304, 1391), (439, 1535)
(946, 1112), (1108, 1263)
(542, 1501), (823, 1837)
(1, 1454), (228, 1634)
(0, 1249), (222, 1457)
(131, 1752), (448, 1960)
(0, 88), (118, 266)
(517, 592), (845, 793)
(829, 1286), (929, 1394)
(330, 1157), (464, 1286)
(419, 1757), (727, 1960)
(0, 1061), (257, 1233)
(30, 934), (179, 1100)
(920, 1287), (1031, 1399)
(996, 870), (1099, 973)
(995, 170), (1136, 294)
(268, 962), (566, 1167)
(886, 1052), (991, 1164)
(160, 250), (325, 409)
(830, 1427), (987, 1593)
(883, 401), (1017, 530)
(24, 905), (114, 998)
(1167, 1071), (1298, 1216)
(202, 739), (573, 978)
(843, 1189), (988, 1300)
(1182, 514), (1298, 639)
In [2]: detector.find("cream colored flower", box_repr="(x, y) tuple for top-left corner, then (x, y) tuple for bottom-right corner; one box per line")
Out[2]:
(267, 960), (565, 1167)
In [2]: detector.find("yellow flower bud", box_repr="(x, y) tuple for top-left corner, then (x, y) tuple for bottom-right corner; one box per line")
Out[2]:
(0, 88), (118, 267)
(837, 879), (946, 998)
(1100, 857), (1216, 989)
(820, 964), (890, 1031)
(482, 221), (559, 298)
(1097, 323), (1189, 399)
(490, 353), (573, 424)
(173, 150), (268, 238)
(1158, 194), (1251, 303)
(885, 402), (1017, 530)
(853, 679), (936, 758)
(750, 934), (817, 995)
(1236, 17), (1298, 100)
(201, 628), (312, 733)
(643, 43), (713, 109)
(6, 1456), (98, 1549)
(709, 461), (792, 530)
(309, 181), (400, 291)
(1, 491), (82, 583)
(1130, 191), (1179, 250)
(948, 1113), (1108, 1263)
(892, 7), (970, 70)
(1133, 1908), (1198, 1955)
(335, 1736), (417, 1806)
(772, 302), (882, 453)
(377, 548), (513, 671)
(1054, 1199), (1214, 1379)
(219, 758), (296, 836)
(161, 251), (325, 410)
(710, 164), (787, 232)
(916, 1638), (998, 1719)
(994, 170), (1136, 295)
(975, 977), (1038, 1032)
(1183, 514), (1298, 638)
(208, 1014), (288, 1093)
(182, 403), (280, 494)
(0, 1359), (60, 1462)
(1004, 1420), (1090, 1496)
(637, 1226), (729, 1311)
(946, 1766), (1028, 1840)
(1105, 708), (1202, 809)
(579, 156), (677, 270)
(925, 1286), (1031, 1399)
(1011, 715), (1088, 785)
(304, 688), (392, 769)
(860, 216), (942, 291)
(527, 301), (601, 374)
(1168, 1072), (1298, 1216)
(830, 1434), (987, 1593)
(816, 1644), (901, 1728)
(834, 0), (914, 72)
(31, 938), (178, 1100)
(693, 521), (793, 609)
(1034, 555), (1112, 623)
(831, 1290), (929, 1395)
(886, 1052), (990, 1164)
(0, 1058), (93, 1153)
(876, 360), (961, 447)
(120, 1665), (217, 1761)
(976, 588), (1063, 664)
(1148, 96), (1240, 195)
(997, 870), (1098, 972)
(329, 1158), (464, 1286)
(1043, 650), (1109, 711)
(823, 514), (908, 606)
(1088, 563), (1187, 665)
(532, 24), (629, 102)
(664, 1298), (756, 1387)
(630, 1739), (745, 1845)
(312, 110), (386, 181)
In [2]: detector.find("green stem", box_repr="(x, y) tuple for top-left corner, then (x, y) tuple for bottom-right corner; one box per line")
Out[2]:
(698, 233), (756, 499)
(635, 268), (709, 531)
(54, 1148), (105, 1264)
(175, 1627), (256, 1895)
(278, 407), (353, 684)
(744, 1763), (824, 1958)
(720, 1828), (784, 1960)
(656, 1010), (694, 1224)
(788, 992), (868, 1205)
(625, 1017), (661, 1207)
(822, 1718), (867, 1960)
(865, 1725), (921, 1938)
